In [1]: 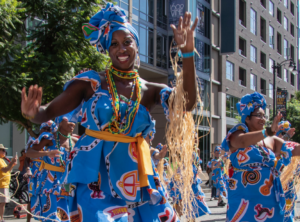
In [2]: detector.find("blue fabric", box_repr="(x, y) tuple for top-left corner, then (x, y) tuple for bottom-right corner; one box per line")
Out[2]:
(223, 124), (296, 222)
(276, 121), (291, 136)
(214, 146), (221, 154)
(148, 121), (156, 141)
(236, 92), (267, 123)
(160, 87), (173, 121)
(55, 105), (82, 125)
(156, 143), (163, 151)
(211, 158), (227, 199)
(168, 152), (211, 218)
(29, 132), (70, 222)
(83, 3), (139, 53)
(61, 71), (178, 221)
(40, 120), (58, 133)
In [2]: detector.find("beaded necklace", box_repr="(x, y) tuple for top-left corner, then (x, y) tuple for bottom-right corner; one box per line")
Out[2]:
(105, 66), (142, 135)
(55, 131), (73, 167)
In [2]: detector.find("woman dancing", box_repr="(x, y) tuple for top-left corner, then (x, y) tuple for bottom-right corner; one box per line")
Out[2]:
(222, 92), (300, 221)
(21, 3), (198, 221)
(27, 113), (78, 222)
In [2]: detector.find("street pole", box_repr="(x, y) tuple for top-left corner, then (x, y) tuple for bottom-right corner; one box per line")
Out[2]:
(273, 60), (276, 120)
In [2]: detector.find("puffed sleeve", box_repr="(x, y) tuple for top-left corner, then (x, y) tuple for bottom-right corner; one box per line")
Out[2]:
(221, 123), (249, 152)
(159, 87), (173, 121)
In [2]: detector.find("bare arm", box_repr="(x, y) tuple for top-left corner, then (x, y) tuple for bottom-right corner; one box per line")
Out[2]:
(230, 130), (265, 152)
(27, 139), (62, 158)
(21, 80), (93, 124)
(1, 162), (16, 173)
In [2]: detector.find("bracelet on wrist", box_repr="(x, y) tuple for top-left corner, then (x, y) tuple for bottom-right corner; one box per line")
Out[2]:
(22, 112), (35, 120)
(182, 51), (195, 58)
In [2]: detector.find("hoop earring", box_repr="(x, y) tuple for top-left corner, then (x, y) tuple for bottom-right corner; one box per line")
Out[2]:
(134, 53), (140, 69)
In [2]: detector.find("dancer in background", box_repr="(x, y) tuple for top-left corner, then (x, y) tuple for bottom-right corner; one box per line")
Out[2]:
(21, 3), (199, 221)
(210, 146), (227, 207)
(27, 112), (78, 222)
(222, 92), (300, 221)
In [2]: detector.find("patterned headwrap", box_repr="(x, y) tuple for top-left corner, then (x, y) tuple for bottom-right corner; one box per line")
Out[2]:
(236, 92), (267, 123)
(214, 146), (221, 154)
(224, 152), (229, 159)
(82, 3), (139, 53)
(156, 143), (163, 151)
(55, 105), (82, 126)
(40, 120), (58, 133)
(276, 121), (291, 136)
(148, 120), (156, 142)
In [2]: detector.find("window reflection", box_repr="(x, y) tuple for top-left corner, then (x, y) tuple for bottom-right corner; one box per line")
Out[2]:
(132, 0), (154, 23)
(157, 0), (167, 29)
(157, 33), (167, 69)
(226, 95), (240, 118)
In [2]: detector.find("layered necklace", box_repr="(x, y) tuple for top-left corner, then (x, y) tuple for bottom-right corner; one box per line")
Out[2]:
(105, 66), (141, 135)
(55, 131), (73, 167)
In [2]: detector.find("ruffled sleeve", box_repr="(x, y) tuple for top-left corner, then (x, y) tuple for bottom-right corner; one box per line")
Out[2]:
(160, 87), (173, 121)
(63, 70), (101, 92)
(31, 132), (54, 147)
(207, 161), (211, 168)
(276, 142), (297, 167)
(221, 123), (249, 152)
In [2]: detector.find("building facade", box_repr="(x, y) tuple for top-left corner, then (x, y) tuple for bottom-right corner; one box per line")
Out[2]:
(211, 0), (299, 150)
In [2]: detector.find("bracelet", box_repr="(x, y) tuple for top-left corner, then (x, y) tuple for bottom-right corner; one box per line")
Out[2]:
(22, 112), (35, 120)
(266, 127), (276, 136)
(262, 129), (267, 138)
(282, 133), (291, 141)
(182, 51), (195, 58)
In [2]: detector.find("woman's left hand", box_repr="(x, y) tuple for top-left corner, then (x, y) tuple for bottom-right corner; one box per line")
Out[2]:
(170, 12), (198, 53)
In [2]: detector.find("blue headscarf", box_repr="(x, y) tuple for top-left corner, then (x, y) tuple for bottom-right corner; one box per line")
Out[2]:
(82, 3), (139, 53)
(236, 92), (267, 123)
(214, 146), (221, 154)
(156, 143), (163, 151)
(276, 121), (291, 136)
(224, 152), (229, 159)
(40, 120), (58, 133)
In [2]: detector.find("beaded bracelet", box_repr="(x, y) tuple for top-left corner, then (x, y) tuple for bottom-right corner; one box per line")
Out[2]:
(182, 51), (195, 58)
(22, 112), (35, 120)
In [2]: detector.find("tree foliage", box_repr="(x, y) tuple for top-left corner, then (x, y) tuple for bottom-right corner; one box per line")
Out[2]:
(0, 0), (109, 136)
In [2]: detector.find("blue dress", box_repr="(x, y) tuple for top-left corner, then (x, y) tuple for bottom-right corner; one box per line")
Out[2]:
(283, 162), (300, 222)
(63, 71), (179, 222)
(222, 123), (296, 222)
(29, 132), (70, 222)
(169, 154), (211, 218)
(210, 158), (227, 199)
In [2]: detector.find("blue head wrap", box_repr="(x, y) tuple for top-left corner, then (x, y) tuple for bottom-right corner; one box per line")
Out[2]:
(40, 120), (58, 133)
(276, 121), (291, 136)
(82, 3), (139, 53)
(148, 121), (156, 142)
(156, 143), (163, 151)
(236, 92), (267, 123)
(224, 152), (229, 159)
(214, 146), (221, 154)
(55, 106), (82, 126)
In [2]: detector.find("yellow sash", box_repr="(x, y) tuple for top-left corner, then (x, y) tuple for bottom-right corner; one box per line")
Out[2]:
(85, 129), (153, 187)
(34, 159), (65, 173)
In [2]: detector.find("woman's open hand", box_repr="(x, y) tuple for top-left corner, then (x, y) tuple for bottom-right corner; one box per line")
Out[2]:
(271, 112), (282, 133)
(170, 12), (198, 53)
(21, 85), (43, 119)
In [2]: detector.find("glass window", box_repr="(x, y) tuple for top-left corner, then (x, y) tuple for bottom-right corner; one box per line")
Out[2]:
(226, 95), (240, 118)
(269, 25), (274, 48)
(250, 73), (257, 91)
(132, 0), (153, 23)
(284, 16), (288, 30)
(226, 61), (234, 81)
(250, 45), (257, 63)
(269, 83), (273, 98)
(269, 58), (274, 73)
(156, 32), (167, 69)
(133, 23), (154, 65)
(284, 39), (288, 59)
(0, 122), (13, 157)
(269, 1), (274, 16)
(284, 69), (288, 82)
(115, 0), (129, 18)
(157, 0), (167, 29)
(284, 0), (288, 8)
(195, 39), (210, 73)
(250, 8), (257, 35)
(291, 73), (295, 86)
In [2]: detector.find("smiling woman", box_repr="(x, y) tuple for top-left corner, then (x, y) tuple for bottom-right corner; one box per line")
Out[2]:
(221, 92), (300, 222)
(21, 2), (199, 221)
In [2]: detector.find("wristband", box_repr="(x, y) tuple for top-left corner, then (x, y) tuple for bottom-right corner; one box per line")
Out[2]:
(182, 51), (195, 58)
(22, 112), (35, 120)
(262, 129), (267, 138)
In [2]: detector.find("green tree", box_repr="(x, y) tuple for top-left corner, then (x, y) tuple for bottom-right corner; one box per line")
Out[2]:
(285, 92), (300, 143)
(0, 0), (109, 136)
